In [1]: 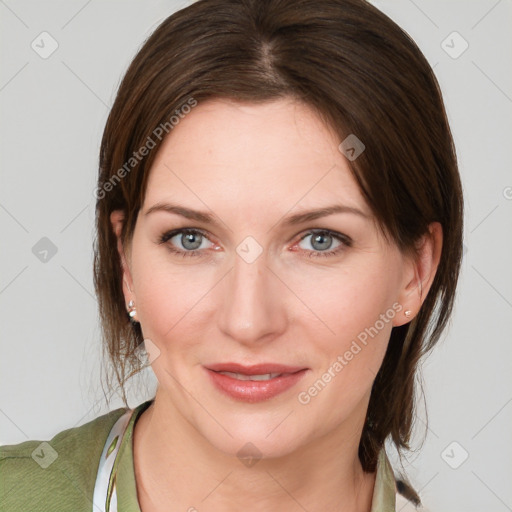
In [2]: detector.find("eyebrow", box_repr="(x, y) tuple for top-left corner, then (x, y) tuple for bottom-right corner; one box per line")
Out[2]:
(143, 202), (368, 227)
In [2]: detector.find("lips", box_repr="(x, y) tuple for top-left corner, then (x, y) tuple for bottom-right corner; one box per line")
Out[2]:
(204, 362), (308, 402)
(206, 362), (306, 375)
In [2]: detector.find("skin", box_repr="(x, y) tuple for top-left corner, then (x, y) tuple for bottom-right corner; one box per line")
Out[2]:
(111, 98), (442, 511)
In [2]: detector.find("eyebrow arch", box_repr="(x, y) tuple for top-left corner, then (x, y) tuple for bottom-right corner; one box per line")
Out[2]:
(283, 205), (368, 225)
(143, 202), (368, 227)
(144, 202), (222, 227)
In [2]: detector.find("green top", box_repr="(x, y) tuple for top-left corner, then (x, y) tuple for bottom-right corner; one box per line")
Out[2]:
(0, 400), (412, 511)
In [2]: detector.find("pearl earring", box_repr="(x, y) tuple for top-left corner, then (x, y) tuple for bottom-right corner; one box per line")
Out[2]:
(404, 310), (412, 318)
(127, 300), (138, 321)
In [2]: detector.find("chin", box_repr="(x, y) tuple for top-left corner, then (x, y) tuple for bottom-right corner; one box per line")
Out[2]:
(195, 414), (309, 462)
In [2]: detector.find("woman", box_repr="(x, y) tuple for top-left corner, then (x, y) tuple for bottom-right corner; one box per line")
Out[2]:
(0, 0), (463, 510)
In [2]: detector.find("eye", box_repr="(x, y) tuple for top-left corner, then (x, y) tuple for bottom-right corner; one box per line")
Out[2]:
(158, 228), (352, 259)
(158, 228), (214, 257)
(295, 229), (351, 258)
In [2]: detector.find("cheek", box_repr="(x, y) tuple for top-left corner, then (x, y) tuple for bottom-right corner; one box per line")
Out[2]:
(128, 242), (227, 374)
(128, 238), (201, 340)
(290, 261), (399, 395)
(288, 259), (399, 343)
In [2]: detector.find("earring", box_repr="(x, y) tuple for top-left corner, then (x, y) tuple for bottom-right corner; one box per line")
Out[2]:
(404, 310), (412, 318)
(127, 300), (138, 322)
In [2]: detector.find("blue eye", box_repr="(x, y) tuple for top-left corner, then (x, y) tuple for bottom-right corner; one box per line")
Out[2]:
(158, 228), (351, 259)
(158, 229), (212, 257)
(296, 230), (351, 258)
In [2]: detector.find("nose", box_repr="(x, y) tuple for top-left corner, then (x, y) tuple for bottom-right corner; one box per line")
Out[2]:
(217, 249), (287, 346)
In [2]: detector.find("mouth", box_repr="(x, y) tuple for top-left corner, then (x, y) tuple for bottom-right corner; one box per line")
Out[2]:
(204, 362), (309, 402)
(213, 371), (285, 381)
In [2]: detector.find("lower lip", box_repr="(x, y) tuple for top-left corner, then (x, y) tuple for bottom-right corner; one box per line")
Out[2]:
(205, 368), (308, 403)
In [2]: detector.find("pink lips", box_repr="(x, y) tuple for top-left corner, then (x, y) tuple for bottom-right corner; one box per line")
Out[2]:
(204, 362), (308, 403)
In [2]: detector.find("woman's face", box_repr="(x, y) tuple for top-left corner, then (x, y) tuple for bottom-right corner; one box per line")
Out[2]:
(114, 98), (418, 459)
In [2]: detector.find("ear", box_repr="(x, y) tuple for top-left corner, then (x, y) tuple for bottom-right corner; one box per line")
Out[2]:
(110, 210), (137, 319)
(393, 222), (443, 326)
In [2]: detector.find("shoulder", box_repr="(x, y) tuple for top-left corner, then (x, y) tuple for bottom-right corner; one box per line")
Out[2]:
(0, 405), (129, 511)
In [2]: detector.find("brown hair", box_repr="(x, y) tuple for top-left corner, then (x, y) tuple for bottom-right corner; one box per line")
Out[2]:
(93, 0), (463, 482)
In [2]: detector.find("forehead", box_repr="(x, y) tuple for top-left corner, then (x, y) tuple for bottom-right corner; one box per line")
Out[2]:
(143, 98), (369, 218)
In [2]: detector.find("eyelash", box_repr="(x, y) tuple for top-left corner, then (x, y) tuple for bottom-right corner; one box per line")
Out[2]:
(157, 228), (352, 259)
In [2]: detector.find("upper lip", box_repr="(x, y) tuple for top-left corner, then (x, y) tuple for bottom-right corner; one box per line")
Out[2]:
(206, 362), (307, 375)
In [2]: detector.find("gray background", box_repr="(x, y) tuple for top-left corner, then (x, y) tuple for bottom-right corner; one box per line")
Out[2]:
(1, 1), (511, 510)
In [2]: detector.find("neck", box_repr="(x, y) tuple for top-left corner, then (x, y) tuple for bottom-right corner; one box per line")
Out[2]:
(133, 390), (376, 512)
